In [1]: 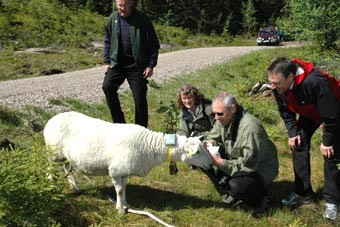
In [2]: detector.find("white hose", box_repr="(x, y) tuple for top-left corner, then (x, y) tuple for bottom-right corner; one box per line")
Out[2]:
(107, 195), (175, 227)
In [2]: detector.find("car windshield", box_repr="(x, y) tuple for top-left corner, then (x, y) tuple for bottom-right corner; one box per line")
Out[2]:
(259, 28), (276, 35)
(259, 30), (275, 35)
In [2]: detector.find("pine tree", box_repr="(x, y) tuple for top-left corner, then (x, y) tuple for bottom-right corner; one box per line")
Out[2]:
(242, 0), (257, 38)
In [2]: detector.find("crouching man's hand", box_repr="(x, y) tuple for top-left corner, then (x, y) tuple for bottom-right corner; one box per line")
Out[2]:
(210, 154), (224, 167)
(203, 140), (223, 166)
(203, 140), (216, 149)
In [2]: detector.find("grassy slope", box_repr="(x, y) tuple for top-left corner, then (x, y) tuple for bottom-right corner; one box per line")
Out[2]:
(1, 45), (339, 226)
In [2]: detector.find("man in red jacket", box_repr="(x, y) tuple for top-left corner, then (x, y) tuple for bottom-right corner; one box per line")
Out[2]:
(267, 57), (340, 220)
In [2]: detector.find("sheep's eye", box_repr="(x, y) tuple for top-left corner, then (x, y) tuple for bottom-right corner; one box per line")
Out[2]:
(188, 149), (196, 156)
(190, 150), (199, 156)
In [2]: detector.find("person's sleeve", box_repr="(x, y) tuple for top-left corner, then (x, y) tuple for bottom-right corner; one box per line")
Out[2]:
(204, 121), (222, 142)
(145, 18), (160, 68)
(310, 74), (340, 146)
(176, 115), (190, 137)
(103, 15), (112, 65)
(219, 125), (261, 177)
(273, 90), (299, 138)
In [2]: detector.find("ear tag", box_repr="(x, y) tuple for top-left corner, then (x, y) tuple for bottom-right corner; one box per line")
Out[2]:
(165, 134), (176, 145)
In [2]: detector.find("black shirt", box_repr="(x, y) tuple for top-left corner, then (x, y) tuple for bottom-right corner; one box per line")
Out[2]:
(118, 14), (135, 66)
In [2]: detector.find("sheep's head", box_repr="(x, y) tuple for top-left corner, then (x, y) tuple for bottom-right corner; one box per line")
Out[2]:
(176, 136), (213, 170)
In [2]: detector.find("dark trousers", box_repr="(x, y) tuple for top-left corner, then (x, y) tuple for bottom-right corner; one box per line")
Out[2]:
(102, 64), (148, 128)
(202, 168), (265, 207)
(294, 116), (340, 204)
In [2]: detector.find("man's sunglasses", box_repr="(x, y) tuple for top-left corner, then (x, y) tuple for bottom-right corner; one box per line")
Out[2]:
(213, 112), (226, 117)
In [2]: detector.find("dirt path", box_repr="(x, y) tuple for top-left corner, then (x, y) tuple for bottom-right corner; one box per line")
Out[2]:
(0, 44), (300, 111)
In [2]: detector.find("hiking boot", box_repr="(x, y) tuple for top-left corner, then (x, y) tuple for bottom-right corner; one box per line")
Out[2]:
(221, 194), (238, 205)
(281, 192), (312, 206)
(264, 187), (275, 205)
(253, 188), (275, 217)
(323, 203), (338, 221)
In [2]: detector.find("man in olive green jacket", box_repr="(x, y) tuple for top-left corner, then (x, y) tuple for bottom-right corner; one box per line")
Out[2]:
(203, 92), (279, 211)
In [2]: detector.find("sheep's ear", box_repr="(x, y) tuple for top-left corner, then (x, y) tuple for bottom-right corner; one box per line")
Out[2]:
(192, 135), (203, 140)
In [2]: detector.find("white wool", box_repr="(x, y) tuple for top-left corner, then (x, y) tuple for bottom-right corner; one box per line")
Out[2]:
(44, 111), (212, 213)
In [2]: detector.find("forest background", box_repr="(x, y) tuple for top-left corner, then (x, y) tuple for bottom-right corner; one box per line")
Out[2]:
(0, 0), (339, 52)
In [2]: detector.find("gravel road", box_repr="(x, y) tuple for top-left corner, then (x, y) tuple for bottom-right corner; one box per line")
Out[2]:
(0, 44), (299, 111)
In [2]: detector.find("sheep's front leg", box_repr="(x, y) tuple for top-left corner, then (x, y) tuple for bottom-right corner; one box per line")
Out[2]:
(63, 162), (81, 193)
(112, 176), (128, 214)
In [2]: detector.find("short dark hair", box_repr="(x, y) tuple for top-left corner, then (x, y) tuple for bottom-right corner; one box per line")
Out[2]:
(267, 57), (298, 79)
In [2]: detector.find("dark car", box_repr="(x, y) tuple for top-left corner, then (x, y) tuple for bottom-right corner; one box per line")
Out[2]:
(256, 27), (280, 46)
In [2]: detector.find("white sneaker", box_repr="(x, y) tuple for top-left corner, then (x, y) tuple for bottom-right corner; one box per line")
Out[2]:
(221, 194), (237, 205)
(323, 203), (338, 221)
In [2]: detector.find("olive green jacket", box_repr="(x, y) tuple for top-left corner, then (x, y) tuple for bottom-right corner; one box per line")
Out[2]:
(205, 106), (279, 184)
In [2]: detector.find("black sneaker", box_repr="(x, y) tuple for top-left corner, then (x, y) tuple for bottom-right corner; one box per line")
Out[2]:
(261, 190), (274, 209)
(281, 192), (312, 206)
(252, 188), (275, 217)
(265, 188), (275, 205)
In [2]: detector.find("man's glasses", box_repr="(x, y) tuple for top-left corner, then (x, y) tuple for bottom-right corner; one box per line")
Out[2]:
(213, 112), (226, 117)
(117, 3), (130, 9)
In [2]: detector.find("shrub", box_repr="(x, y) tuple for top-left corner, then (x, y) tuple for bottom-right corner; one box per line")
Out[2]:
(0, 140), (66, 226)
(0, 106), (22, 126)
(0, 0), (104, 49)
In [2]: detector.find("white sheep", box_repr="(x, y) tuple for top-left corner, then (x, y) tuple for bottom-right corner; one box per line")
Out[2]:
(43, 111), (212, 214)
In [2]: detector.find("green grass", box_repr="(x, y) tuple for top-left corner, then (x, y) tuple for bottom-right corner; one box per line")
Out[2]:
(0, 48), (103, 81)
(1, 46), (339, 226)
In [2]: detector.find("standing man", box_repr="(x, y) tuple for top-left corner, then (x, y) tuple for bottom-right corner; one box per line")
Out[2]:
(103, 0), (160, 127)
(203, 92), (279, 215)
(267, 57), (340, 220)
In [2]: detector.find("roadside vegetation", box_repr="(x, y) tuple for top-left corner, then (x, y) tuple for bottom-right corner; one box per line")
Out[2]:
(0, 29), (253, 81)
(1, 0), (340, 226)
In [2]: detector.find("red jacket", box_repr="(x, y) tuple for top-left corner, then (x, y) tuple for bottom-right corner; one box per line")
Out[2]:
(273, 58), (340, 146)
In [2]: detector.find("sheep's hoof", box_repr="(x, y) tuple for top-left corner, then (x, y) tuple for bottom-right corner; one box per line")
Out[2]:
(117, 207), (127, 215)
(72, 189), (83, 195)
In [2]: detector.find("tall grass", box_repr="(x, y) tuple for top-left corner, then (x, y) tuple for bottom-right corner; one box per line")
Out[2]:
(0, 47), (339, 226)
